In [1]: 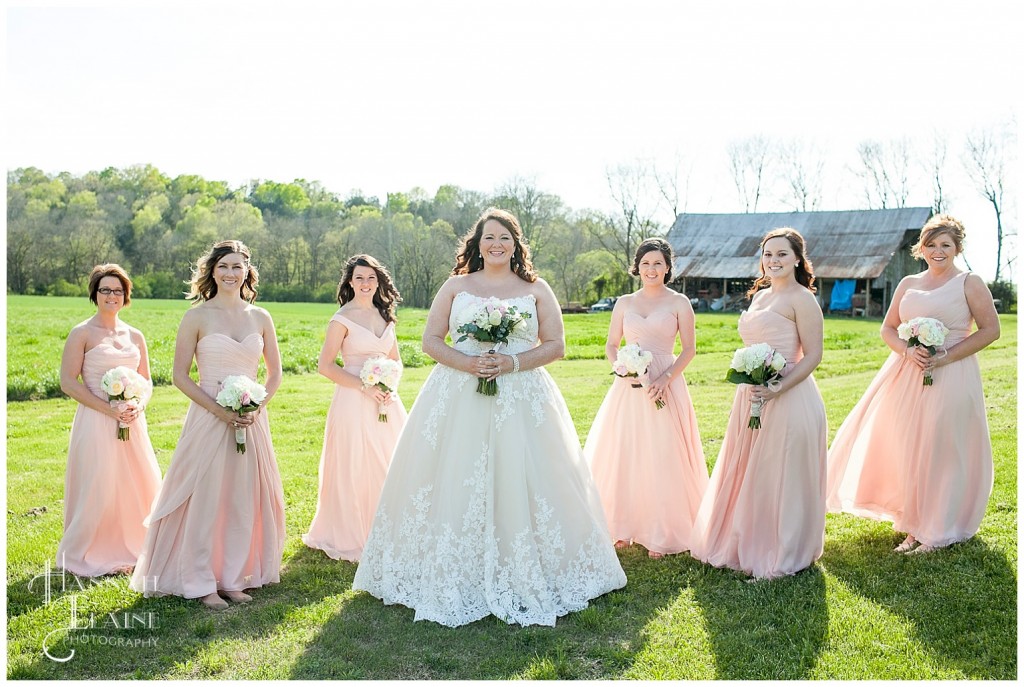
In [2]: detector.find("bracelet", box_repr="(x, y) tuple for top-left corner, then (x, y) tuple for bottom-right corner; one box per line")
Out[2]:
(511, 353), (520, 373)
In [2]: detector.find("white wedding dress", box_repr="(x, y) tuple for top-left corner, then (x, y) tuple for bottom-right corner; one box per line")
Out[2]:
(352, 291), (626, 627)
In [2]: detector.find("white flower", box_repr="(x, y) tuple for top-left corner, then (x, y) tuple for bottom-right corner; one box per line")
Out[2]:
(216, 375), (267, 411)
(770, 351), (786, 372)
(488, 309), (503, 326)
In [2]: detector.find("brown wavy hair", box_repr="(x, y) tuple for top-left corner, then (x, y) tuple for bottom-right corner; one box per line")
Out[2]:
(452, 207), (537, 282)
(187, 240), (259, 303)
(747, 227), (816, 296)
(88, 263), (133, 306)
(911, 213), (965, 259)
(336, 254), (402, 323)
(630, 238), (674, 283)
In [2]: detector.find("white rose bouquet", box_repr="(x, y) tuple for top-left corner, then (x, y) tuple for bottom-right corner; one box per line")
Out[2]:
(725, 342), (787, 429)
(215, 375), (268, 453)
(455, 297), (532, 396)
(611, 343), (664, 409)
(100, 366), (151, 441)
(897, 316), (949, 386)
(359, 356), (402, 422)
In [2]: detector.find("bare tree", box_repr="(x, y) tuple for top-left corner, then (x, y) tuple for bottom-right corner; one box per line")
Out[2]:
(777, 139), (825, 211)
(854, 138), (913, 209)
(491, 176), (562, 256)
(922, 131), (952, 215)
(592, 163), (663, 280)
(651, 152), (693, 223)
(963, 122), (1016, 281)
(727, 135), (774, 212)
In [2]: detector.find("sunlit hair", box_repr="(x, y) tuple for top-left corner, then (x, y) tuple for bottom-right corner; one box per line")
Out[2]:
(187, 240), (259, 304)
(747, 227), (816, 296)
(630, 238), (674, 284)
(336, 254), (402, 323)
(912, 213), (966, 259)
(452, 207), (537, 282)
(88, 263), (133, 306)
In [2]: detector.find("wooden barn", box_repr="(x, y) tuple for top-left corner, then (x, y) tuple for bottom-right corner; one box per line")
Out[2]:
(665, 207), (933, 316)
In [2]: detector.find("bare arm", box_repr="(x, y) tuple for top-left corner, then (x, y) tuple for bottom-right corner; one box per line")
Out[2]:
(935, 273), (1001, 368)
(258, 308), (283, 406)
(481, 280), (566, 378)
(317, 318), (392, 404)
(421, 278), (479, 374)
(59, 326), (119, 418)
(604, 296), (627, 363)
(172, 310), (241, 426)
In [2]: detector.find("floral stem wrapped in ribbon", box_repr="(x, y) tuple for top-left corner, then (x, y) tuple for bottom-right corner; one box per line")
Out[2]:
(725, 342), (787, 429)
(100, 366), (150, 441)
(455, 296), (532, 396)
(897, 316), (949, 386)
(215, 375), (268, 453)
(359, 356), (402, 422)
(611, 343), (664, 409)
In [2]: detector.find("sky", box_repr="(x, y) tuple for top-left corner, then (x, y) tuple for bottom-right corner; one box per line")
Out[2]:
(4, 0), (1021, 280)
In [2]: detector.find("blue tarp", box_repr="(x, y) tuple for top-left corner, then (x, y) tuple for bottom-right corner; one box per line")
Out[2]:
(829, 279), (856, 311)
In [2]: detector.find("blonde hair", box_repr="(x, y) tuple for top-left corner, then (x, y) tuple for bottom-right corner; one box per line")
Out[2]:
(912, 214), (965, 259)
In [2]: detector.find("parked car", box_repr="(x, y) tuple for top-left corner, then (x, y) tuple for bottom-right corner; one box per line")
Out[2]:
(560, 302), (588, 314)
(589, 297), (617, 312)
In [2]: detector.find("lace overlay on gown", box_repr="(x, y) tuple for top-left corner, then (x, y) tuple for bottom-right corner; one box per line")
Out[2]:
(352, 292), (626, 627)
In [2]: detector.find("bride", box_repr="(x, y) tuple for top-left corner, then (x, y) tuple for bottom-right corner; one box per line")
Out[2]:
(352, 207), (626, 627)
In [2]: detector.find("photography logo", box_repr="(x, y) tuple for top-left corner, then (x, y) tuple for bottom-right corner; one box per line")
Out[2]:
(28, 556), (160, 663)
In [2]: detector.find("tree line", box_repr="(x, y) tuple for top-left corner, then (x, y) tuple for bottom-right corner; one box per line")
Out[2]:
(7, 123), (1015, 308)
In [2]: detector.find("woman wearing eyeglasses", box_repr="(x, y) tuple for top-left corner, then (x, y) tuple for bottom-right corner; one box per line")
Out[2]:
(56, 264), (162, 577)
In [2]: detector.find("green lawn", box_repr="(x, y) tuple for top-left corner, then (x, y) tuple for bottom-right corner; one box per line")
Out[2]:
(5, 297), (1017, 679)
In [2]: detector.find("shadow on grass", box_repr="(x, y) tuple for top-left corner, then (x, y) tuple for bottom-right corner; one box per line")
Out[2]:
(823, 530), (1017, 679)
(6, 545), (344, 680)
(691, 561), (828, 679)
(288, 545), (694, 680)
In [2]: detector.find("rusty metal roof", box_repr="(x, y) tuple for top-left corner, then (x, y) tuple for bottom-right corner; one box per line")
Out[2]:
(667, 208), (933, 279)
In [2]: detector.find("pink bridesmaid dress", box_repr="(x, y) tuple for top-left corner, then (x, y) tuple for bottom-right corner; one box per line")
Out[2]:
(827, 271), (993, 547)
(690, 310), (827, 579)
(584, 310), (708, 554)
(57, 343), (162, 576)
(302, 314), (407, 561)
(130, 334), (286, 598)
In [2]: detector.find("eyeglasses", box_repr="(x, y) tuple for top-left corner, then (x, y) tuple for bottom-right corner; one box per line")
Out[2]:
(98, 288), (125, 296)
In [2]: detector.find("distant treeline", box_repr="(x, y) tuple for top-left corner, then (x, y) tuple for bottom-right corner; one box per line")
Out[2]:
(7, 166), (639, 307)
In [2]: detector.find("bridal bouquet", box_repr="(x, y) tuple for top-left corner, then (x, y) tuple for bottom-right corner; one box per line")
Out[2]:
(215, 375), (268, 453)
(725, 343), (787, 429)
(455, 297), (532, 395)
(897, 316), (949, 386)
(359, 356), (402, 422)
(100, 366), (150, 440)
(611, 343), (664, 409)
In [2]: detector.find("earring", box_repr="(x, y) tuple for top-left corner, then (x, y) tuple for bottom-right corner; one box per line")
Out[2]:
(795, 262), (800, 266)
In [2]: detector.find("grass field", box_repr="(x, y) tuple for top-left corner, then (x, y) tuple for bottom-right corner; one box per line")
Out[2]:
(5, 296), (1017, 679)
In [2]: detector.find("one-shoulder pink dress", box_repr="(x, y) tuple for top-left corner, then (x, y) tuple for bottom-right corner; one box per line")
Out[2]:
(690, 309), (827, 579)
(584, 310), (708, 554)
(826, 271), (993, 547)
(57, 343), (162, 576)
(130, 334), (286, 598)
(303, 314), (407, 561)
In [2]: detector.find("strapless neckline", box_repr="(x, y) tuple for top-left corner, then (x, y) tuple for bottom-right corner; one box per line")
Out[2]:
(199, 332), (264, 345)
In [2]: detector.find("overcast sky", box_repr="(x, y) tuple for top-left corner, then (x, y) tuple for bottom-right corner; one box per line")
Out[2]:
(5, 0), (1020, 280)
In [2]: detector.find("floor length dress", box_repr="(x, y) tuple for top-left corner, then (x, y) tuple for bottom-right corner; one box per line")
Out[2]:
(584, 310), (708, 554)
(57, 343), (162, 576)
(130, 334), (286, 598)
(352, 291), (626, 627)
(303, 313), (408, 561)
(690, 309), (827, 579)
(826, 271), (993, 547)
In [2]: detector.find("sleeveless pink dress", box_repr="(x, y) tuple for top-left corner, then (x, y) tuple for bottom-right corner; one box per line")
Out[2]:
(690, 309), (827, 579)
(584, 310), (708, 554)
(303, 314), (408, 561)
(130, 334), (286, 598)
(826, 271), (993, 547)
(57, 343), (162, 576)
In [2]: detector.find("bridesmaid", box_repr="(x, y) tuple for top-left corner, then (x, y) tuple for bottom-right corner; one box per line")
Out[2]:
(131, 240), (286, 610)
(584, 238), (708, 558)
(303, 254), (408, 561)
(827, 214), (999, 553)
(57, 264), (161, 577)
(690, 228), (827, 580)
